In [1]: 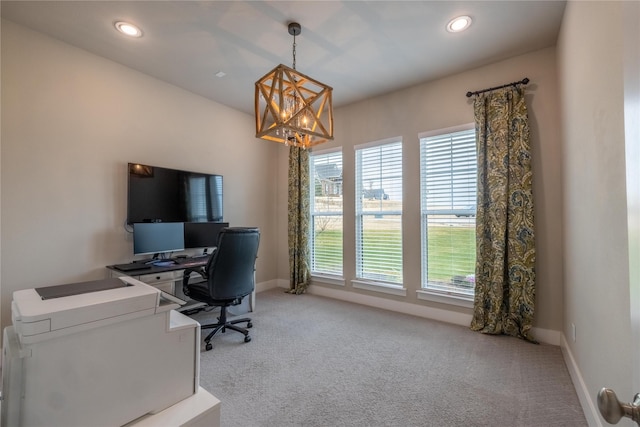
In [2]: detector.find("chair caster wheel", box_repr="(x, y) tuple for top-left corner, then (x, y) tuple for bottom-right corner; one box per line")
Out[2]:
(205, 342), (212, 351)
(247, 322), (253, 328)
(244, 335), (251, 343)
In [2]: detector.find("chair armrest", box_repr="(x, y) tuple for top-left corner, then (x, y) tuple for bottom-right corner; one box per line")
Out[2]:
(183, 266), (207, 279)
(182, 267), (207, 297)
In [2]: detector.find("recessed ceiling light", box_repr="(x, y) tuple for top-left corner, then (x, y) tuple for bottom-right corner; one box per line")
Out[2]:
(114, 21), (143, 38)
(446, 15), (472, 33)
(215, 71), (226, 78)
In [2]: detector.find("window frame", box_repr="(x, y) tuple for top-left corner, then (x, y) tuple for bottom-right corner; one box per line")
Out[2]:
(418, 124), (476, 304)
(354, 137), (404, 289)
(309, 147), (344, 281)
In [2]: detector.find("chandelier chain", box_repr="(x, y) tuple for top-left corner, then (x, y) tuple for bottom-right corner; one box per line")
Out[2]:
(292, 33), (297, 70)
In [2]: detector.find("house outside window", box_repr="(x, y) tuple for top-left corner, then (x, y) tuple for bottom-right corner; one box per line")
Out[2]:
(355, 139), (403, 286)
(309, 149), (343, 277)
(420, 125), (476, 298)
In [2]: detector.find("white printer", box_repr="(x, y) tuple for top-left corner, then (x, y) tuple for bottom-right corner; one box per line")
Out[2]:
(1, 276), (217, 427)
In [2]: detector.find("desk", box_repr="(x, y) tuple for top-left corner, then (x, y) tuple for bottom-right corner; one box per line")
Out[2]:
(106, 260), (255, 313)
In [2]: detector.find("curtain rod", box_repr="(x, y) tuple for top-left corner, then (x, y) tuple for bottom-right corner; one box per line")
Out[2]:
(466, 77), (530, 98)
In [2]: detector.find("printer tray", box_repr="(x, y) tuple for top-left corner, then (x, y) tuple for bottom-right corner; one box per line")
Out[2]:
(35, 278), (131, 300)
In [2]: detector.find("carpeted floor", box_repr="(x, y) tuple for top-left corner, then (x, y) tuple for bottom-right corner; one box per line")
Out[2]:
(192, 288), (587, 427)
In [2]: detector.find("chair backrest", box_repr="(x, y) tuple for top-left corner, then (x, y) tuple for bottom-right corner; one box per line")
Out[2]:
(205, 227), (260, 301)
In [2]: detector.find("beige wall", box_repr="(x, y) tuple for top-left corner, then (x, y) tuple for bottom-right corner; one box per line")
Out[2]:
(0, 20), (280, 329)
(558, 1), (633, 423)
(277, 47), (564, 333)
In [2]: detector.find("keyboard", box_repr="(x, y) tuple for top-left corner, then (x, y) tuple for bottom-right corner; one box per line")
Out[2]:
(114, 263), (152, 272)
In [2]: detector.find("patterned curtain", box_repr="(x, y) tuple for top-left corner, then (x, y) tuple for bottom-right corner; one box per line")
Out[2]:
(470, 86), (537, 342)
(287, 146), (311, 294)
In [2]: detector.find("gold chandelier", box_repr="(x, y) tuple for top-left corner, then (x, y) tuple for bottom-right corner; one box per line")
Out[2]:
(255, 22), (333, 149)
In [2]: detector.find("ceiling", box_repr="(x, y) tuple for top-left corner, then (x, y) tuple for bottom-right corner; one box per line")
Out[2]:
(1, 1), (566, 115)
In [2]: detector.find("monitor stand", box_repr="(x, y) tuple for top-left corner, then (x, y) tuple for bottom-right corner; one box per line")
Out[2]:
(141, 253), (175, 264)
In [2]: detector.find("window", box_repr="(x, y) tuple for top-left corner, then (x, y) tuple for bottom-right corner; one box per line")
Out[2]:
(310, 149), (343, 277)
(355, 139), (403, 285)
(420, 126), (476, 297)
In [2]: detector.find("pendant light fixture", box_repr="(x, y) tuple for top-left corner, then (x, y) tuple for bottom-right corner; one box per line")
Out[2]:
(255, 22), (334, 149)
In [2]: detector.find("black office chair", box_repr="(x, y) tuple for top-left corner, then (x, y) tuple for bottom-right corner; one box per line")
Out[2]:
(182, 227), (260, 351)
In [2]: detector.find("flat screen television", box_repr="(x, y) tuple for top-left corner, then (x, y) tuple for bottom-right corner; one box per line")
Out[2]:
(127, 163), (223, 224)
(133, 222), (185, 256)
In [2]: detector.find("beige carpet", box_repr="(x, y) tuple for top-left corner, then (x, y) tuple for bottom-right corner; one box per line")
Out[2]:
(193, 288), (587, 426)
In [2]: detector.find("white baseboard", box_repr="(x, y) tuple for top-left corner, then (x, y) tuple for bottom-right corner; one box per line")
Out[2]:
(255, 279), (281, 293)
(531, 327), (562, 346)
(561, 334), (602, 427)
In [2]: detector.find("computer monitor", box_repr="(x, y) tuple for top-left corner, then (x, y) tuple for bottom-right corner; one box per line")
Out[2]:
(184, 222), (228, 252)
(133, 222), (185, 256)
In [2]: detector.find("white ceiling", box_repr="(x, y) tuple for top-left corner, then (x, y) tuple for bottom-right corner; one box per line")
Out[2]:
(1, 1), (566, 115)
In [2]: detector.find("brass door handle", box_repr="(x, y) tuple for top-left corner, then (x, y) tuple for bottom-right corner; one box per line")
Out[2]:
(598, 388), (640, 425)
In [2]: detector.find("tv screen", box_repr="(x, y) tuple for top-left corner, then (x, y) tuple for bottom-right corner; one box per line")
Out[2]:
(127, 163), (223, 224)
(184, 222), (228, 249)
(133, 222), (185, 256)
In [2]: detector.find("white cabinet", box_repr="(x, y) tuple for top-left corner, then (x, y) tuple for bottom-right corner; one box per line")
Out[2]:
(137, 271), (181, 294)
(109, 269), (181, 295)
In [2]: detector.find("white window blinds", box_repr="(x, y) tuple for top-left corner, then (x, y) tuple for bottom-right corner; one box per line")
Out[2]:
(310, 150), (343, 276)
(187, 176), (207, 222)
(355, 140), (403, 285)
(420, 127), (476, 295)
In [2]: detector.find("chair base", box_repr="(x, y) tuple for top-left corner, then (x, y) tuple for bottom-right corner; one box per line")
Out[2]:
(200, 306), (252, 351)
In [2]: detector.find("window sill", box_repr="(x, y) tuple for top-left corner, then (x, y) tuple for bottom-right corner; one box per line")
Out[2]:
(310, 274), (345, 287)
(351, 279), (407, 297)
(416, 289), (473, 308)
